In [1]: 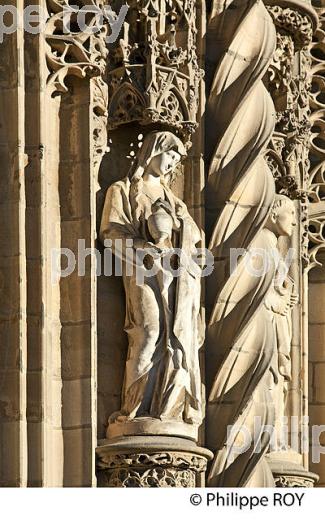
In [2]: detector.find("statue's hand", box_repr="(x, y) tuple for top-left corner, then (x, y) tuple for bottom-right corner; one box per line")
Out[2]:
(174, 202), (192, 230)
(275, 297), (291, 316)
(133, 239), (162, 255)
(175, 203), (187, 219)
(289, 292), (299, 307)
(266, 288), (290, 315)
(278, 353), (291, 380)
(137, 242), (165, 269)
(143, 241), (165, 258)
(143, 241), (174, 259)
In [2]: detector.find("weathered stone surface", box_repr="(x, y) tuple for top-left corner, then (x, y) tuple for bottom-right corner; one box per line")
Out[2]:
(96, 436), (213, 488)
(0, 0), (324, 490)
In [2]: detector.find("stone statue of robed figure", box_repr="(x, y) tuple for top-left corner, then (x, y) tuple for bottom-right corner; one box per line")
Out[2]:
(100, 130), (203, 441)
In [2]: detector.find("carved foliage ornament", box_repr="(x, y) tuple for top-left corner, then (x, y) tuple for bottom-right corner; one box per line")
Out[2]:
(267, 33), (295, 101)
(99, 467), (196, 487)
(266, 4), (313, 51)
(274, 475), (315, 487)
(265, 3), (316, 266)
(96, 451), (207, 488)
(97, 451), (207, 471)
(45, 0), (109, 94)
(265, 7), (313, 201)
(307, 4), (325, 269)
(45, 1), (110, 172)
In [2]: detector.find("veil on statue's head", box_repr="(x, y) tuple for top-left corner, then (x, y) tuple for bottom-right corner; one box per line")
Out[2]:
(128, 131), (187, 180)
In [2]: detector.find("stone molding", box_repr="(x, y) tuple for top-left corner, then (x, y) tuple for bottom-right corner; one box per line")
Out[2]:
(96, 436), (213, 488)
(267, 456), (319, 487)
(308, 3), (325, 269)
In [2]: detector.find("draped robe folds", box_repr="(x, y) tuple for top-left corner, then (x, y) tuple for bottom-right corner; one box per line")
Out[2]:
(100, 177), (203, 428)
(265, 260), (295, 449)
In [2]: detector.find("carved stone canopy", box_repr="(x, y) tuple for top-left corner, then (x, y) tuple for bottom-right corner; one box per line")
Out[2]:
(106, 0), (202, 145)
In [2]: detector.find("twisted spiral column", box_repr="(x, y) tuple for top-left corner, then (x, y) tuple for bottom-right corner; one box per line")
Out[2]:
(205, 0), (277, 487)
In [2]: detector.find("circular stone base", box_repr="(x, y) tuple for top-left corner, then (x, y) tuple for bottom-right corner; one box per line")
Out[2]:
(106, 417), (199, 442)
(267, 454), (319, 487)
(96, 436), (213, 488)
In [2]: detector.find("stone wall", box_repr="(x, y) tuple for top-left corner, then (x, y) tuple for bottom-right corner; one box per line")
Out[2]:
(0, 0), (325, 488)
(309, 261), (325, 486)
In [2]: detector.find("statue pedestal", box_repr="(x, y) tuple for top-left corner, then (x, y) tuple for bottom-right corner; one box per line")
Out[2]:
(106, 417), (199, 442)
(96, 436), (213, 488)
(267, 452), (319, 487)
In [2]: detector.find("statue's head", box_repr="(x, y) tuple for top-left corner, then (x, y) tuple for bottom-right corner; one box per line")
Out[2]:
(268, 194), (296, 237)
(130, 131), (187, 180)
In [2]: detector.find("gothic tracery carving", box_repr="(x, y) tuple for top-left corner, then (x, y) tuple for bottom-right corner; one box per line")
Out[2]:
(45, 0), (109, 94)
(96, 450), (208, 488)
(308, 3), (325, 269)
(106, 0), (202, 144)
(265, 2), (317, 266)
(45, 1), (110, 172)
(266, 4), (313, 51)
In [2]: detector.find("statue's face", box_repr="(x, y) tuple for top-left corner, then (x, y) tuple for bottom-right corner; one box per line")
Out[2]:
(276, 203), (296, 237)
(148, 150), (181, 177)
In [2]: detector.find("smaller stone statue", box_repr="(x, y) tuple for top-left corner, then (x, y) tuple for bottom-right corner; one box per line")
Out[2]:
(206, 193), (298, 487)
(262, 195), (298, 453)
(266, 253), (298, 451)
